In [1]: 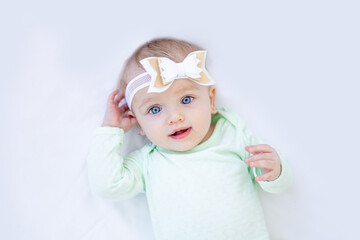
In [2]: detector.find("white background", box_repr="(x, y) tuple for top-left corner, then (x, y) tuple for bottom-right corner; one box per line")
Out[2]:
(1, 0), (359, 239)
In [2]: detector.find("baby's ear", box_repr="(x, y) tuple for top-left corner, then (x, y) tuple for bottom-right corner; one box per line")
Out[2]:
(128, 110), (145, 136)
(209, 86), (217, 114)
(128, 110), (135, 118)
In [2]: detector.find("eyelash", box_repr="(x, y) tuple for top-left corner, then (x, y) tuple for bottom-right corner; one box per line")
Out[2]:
(148, 106), (161, 115)
(181, 96), (193, 104)
(147, 96), (194, 115)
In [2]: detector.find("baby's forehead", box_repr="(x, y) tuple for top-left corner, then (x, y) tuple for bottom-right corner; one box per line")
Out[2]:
(133, 87), (158, 102)
(132, 79), (202, 103)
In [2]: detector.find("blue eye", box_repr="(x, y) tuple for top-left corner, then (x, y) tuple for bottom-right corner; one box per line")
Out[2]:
(182, 96), (193, 104)
(149, 106), (161, 114)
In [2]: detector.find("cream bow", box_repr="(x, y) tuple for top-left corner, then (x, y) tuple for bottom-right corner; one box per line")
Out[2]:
(158, 53), (202, 84)
(139, 50), (215, 93)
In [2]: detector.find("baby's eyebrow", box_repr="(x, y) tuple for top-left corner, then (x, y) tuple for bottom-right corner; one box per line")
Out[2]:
(139, 96), (156, 106)
(174, 84), (200, 94)
(137, 83), (200, 108)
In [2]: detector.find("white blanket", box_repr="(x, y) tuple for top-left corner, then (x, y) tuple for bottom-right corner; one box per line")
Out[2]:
(1, 1), (359, 239)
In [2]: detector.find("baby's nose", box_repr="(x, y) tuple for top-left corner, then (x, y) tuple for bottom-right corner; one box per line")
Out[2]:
(168, 109), (184, 125)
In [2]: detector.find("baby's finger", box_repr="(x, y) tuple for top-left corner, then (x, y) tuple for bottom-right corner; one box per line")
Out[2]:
(119, 101), (130, 113)
(245, 153), (274, 163)
(249, 160), (276, 170)
(115, 91), (125, 101)
(245, 144), (274, 154)
(255, 171), (275, 182)
(117, 96), (128, 108)
(110, 89), (119, 98)
(107, 89), (119, 103)
(114, 92), (126, 104)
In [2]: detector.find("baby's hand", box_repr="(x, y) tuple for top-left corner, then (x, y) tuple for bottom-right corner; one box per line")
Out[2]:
(245, 144), (281, 182)
(101, 89), (137, 132)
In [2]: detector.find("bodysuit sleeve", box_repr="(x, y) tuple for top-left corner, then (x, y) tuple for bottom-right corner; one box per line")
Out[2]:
(239, 117), (292, 194)
(86, 127), (145, 200)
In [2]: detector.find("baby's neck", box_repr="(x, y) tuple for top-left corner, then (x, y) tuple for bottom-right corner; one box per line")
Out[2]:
(199, 123), (216, 145)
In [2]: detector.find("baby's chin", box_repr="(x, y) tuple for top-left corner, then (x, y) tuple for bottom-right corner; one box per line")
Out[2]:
(149, 131), (208, 152)
(168, 145), (196, 152)
(155, 141), (199, 152)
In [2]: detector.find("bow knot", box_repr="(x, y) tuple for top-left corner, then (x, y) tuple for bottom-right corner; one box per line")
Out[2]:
(158, 54), (202, 85)
(176, 62), (185, 78)
(138, 50), (215, 93)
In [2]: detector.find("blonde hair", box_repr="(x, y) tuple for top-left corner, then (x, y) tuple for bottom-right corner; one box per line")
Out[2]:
(118, 37), (203, 92)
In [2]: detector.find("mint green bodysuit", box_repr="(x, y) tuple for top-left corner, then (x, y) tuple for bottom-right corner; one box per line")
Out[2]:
(87, 108), (291, 240)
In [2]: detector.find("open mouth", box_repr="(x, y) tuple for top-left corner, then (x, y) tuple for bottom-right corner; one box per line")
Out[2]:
(169, 127), (192, 140)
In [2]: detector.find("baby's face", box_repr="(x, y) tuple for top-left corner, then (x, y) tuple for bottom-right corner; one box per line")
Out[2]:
(131, 79), (216, 151)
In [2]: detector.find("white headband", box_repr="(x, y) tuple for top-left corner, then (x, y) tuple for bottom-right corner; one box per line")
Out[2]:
(125, 50), (215, 110)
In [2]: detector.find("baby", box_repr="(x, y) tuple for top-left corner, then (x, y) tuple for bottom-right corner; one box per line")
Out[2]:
(87, 38), (291, 240)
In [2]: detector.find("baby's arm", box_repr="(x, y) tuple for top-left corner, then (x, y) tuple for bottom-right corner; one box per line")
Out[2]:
(86, 90), (144, 200)
(87, 128), (144, 200)
(241, 122), (292, 193)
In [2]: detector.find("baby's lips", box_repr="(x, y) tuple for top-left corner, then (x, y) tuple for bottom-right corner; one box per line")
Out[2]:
(169, 127), (190, 136)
